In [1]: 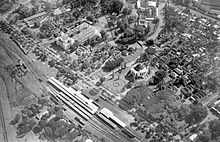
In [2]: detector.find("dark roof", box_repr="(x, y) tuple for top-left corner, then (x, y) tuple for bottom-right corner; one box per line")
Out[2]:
(213, 104), (220, 113)
(24, 12), (47, 21)
(89, 88), (99, 96)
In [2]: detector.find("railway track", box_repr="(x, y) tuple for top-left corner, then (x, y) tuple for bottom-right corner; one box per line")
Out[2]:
(0, 32), (132, 142)
(0, 99), (8, 142)
(46, 84), (128, 142)
(88, 118), (129, 142)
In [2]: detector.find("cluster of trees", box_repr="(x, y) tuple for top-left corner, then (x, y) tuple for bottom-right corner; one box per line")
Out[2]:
(134, 24), (150, 41)
(84, 35), (103, 47)
(203, 76), (220, 93)
(12, 4), (37, 20)
(184, 104), (208, 125)
(149, 70), (166, 86)
(115, 21), (150, 45)
(163, 6), (186, 33)
(126, 90), (182, 141)
(10, 100), (49, 137)
(0, 0), (14, 14)
(100, 0), (124, 15)
(102, 57), (124, 72)
(63, 0), (99, 9)
(195, 119), (220, 142)
(36, 106), (79, 141)
(37, 21), (55, 39)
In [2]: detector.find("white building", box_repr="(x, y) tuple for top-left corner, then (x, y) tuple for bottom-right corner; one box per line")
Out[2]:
(56, 32), (75, 50)
(137, 0), (157, 26)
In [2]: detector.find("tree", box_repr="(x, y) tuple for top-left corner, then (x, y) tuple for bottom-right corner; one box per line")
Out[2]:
(86, 15), (95, 22)
(55, 110), (64, 119)
(33, 126), (42, 134)
(39, 119), (48, 127)
(100, 30), (108, 40)
(38, 98), (48, 106)
(145, 47), (157, 55)
(112, 0), (123, 14)
(128, 15), (137, 24)
(138, 52), (150, 62)
(152, 18), (160, 24)
(209, 119), (220, 140)
(44, 126), (53, 137)
(0, 1), (13, 14)
(134, 24), (148, 40)
(33, 21), (41, 28)
(80, 61), (91, 71)
(185, 105), (208, 125)
(122, 7), (132, 15)
(102, 57), (124, 72)
(10, 113), (22, 125)
(195, 132), (211, 142)
(145, 39), (154, 46)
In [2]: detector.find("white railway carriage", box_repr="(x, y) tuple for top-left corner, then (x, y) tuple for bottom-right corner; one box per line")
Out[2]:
(100, 108), (126, 128)
(48, 77), (98, 114)
(96, 113), (117, 129)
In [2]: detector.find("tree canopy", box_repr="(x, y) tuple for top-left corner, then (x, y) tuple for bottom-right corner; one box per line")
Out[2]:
(185, 104), (208, 125)
(209, 119), (220, 140)
(102, 57), (124, 72)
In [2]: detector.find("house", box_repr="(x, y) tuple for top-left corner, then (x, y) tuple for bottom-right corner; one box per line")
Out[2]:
(53, 7), (71, 16)
(56, 22), (100, 50)
(85, 139), (93, 142)
(137, 0), (157, 26)
(24, 12), (47, 27)
(129, 63), (149, 78)
(174, 68), (183, 75)
(211, 101), (220, 116)
(56, 31), (75, 50)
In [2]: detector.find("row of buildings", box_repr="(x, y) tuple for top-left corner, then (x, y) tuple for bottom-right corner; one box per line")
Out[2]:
(23, 7), (71, 28)
(136, 0), (159, 26)
(55, 22), (100, 50)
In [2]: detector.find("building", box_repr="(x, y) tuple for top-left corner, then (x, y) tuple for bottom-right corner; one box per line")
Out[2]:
(137, 0), (157, 26)
(130, 63), (149, 78)
(56, 31), (75, 50)
(24, 12), (47, 27)
(71, 26), (100, 44)
(56, 22), (100, 50)
(53, 7), (71, 16)
(211, 101), (220, 116)
(85, 139), (93, 142)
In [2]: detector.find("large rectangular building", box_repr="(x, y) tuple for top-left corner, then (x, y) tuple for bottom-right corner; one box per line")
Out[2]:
(24, 12), (47, 27)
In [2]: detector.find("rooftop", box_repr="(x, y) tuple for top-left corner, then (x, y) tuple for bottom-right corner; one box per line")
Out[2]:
(137, 0), (157, 9)
(24, 12), (47, 22)
(72, 26), (99, 44)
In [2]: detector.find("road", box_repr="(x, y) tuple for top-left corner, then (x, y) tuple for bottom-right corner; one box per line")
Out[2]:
(148, 2), (166, 40)
(0, 30), (135, 141)
(0, 66), (17, 142)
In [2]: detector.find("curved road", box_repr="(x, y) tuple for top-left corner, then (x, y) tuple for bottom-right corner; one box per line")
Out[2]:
(148, 3), (166, 40)
(0, 64), (17, 142)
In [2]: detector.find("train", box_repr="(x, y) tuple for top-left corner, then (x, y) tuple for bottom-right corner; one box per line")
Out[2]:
(48, 77), (98, 114)
(47, 77), (141, 140)
(96, 113), (117, 129)
(99, 108), (126, 128)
